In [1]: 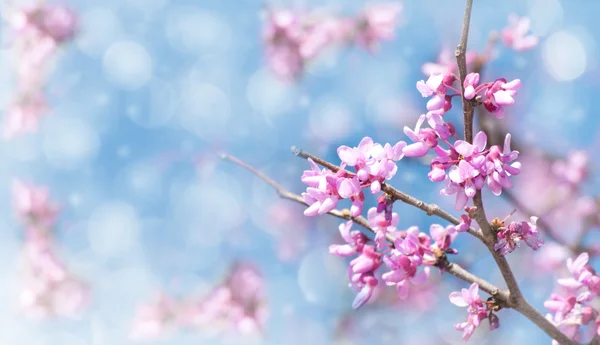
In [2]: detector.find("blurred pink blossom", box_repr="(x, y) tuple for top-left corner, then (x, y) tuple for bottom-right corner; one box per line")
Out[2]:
(501, 14), (538, 51)
(263, 3), (402, 80)
(130, 293), (180, 340)
(13, 180), (60, 230)
(131, 262), (267, 341)
(4, 2), (78, 139)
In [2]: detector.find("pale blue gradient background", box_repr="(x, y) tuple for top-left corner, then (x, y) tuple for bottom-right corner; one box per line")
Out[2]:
(0, 0), (598, 344)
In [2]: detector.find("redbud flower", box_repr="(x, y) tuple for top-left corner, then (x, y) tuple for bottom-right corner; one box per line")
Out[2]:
(495, 217), (543, 256)
(429, 224), (458, 252)
(449, 283), (490, 341)
(483, 78), (521, 118)
(416, 73), (449, 113)
(463, 73), (480, 100)
(329, 221), (368, 257)
(367, 207), (399, 248)
(337, 137), (405, 194)
(403, 114), (439, 157)
(301, 158), (341, 216)
(501, 14), (539, 52)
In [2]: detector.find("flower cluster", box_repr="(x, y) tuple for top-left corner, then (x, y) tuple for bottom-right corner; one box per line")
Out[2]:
(416, 71), (521, 118)
(329, 217), (464, 309)
(545, 253), (600, 345)
(501, 14), (539, 52)
(450, 283), (499, 341)
(494, 216), (544, 255)
(263, 3), (402, 80)
(301, 137), (405, 217)
(4, 3), (78, 138)
(403, 114), (521, 209)
(463, 73), (522, 118)
(13, 181), (89, 318)
(130, 263), (267, 340)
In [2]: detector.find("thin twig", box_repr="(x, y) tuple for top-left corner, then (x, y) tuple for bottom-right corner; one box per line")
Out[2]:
(220, 153), (389, 242)
(456, 0), (475, 143)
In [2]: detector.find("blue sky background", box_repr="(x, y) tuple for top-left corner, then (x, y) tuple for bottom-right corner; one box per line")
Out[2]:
(0, 0), (599, 344)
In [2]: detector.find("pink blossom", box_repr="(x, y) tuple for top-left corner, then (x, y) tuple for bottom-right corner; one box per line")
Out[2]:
(301, 158), (342, 216)
(367, 207), (399, 248)
(13, 180), (60, 230)
(130, 293), (180, 340)
(354, 3), (402, 51)
(484, 134), (521, 195)
(501, 14), (539, 51)
(463, 72), (480, 100)
(329, 221), (368, 257)
(422, 47), (477, 80)
(4, 93), (49, 139)
(403, 114), (440, 157)
(494, 217), (544, 256)
(429, 224), (458, 252)
(19, 229), (89, 318)
(336, 137), (405, 195)
(184, 263), (267, 336)
(416, 72), (451, 113)
(382, 227), (431, 299)
(5, 3), (78, 139)
(552, 150), (589, 186)
(449, 283), (493, 341)
(482, 78), (521, 118)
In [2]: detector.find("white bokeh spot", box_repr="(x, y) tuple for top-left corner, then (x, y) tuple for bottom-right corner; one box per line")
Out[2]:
(88, 201), (141, 258)
(43, 116), (100, 169)
(543, 31), (587, 81)
(103, 40), (153, 90)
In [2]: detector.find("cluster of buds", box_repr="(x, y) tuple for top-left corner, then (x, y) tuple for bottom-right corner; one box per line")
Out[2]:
(4, 2), (78, 138)
(329, 212), (466, 309)
(263, 3), (402, 80)
(301, 137), (404, 217)
(450, 283), (501, 340)
(416, 71), (521, 118)
(492, 215), (543, 256)
(403, 113), (521, 209)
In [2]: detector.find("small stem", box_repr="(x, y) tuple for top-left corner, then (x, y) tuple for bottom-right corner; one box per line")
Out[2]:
(456, 0), (475, 143)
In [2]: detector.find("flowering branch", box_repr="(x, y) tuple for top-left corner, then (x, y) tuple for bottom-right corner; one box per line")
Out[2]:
(290, 146), (485, 241)
(221, 153), (507, 300)
(223, 150), (587, 345)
